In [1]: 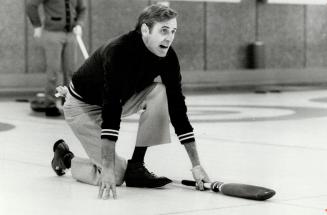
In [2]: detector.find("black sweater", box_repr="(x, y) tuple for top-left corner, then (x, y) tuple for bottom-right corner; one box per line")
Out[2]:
(69, 30), (195, 144)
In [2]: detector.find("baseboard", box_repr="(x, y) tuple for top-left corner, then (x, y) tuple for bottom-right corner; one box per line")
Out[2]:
(181, 68), (327, 86)
(1, 68), (327, 95)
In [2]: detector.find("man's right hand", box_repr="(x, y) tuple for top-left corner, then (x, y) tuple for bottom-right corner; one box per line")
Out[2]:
(98, 139), (117, 199)
(98, 167), (117, 199)
(33, 27), (42, 38)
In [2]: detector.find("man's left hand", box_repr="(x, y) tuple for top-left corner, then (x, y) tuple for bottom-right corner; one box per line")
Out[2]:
(191, 165), (210, 191)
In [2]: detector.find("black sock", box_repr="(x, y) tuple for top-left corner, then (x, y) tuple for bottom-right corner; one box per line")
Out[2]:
(130, 147), (147, 163)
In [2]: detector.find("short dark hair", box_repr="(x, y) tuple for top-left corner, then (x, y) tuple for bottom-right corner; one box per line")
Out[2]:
(135, 4), (178, 33)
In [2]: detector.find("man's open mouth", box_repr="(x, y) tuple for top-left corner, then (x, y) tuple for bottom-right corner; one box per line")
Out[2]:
(159, 45), (169, 49)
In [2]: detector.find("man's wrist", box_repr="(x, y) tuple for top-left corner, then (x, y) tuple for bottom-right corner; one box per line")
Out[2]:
(101, 139), (116, 168)
(191, 165), (203, 177)
(183, 141), (201, 167)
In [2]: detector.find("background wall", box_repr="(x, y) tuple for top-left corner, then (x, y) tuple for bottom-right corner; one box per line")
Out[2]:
(1, 0), (327, 91)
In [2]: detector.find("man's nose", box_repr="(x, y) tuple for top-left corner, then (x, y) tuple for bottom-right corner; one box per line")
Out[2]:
(165, 33), (174, 43)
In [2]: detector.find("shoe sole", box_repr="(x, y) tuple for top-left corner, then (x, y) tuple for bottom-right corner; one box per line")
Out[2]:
(52, 139), (70, 176)
(53, 139), (68, 152)
(51, 158), (66, 176)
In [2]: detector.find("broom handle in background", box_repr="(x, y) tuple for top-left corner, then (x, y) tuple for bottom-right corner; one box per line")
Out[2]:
(76, 34), (89, 59)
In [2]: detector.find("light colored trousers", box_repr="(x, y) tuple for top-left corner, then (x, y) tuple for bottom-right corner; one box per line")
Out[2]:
(42, 30), (77, 106)
(63, 83), (171, 186)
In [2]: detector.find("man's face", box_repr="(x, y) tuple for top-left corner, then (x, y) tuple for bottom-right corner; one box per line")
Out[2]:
(142, 18), (177, 57)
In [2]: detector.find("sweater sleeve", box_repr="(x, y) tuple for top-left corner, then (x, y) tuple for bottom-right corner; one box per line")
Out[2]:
(162, 49), (195, 144)
(26, 0), (43, 28)
(75, 0), (87, 27)
(100, 48), (124, 142)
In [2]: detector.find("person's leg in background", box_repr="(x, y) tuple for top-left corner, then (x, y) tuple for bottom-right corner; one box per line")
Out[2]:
(62, 32), (78, 87)
(42, 31), (65, 117)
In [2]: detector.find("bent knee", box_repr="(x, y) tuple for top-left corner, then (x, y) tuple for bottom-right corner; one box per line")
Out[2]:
(153, 83), (166, 95)
(150, 83), (167, 101)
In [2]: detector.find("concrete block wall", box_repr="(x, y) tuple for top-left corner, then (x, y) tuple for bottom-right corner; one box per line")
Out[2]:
(1, 0), (327, 91)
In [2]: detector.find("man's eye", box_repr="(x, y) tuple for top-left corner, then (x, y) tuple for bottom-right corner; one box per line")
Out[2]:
(161, 29), (169, 34)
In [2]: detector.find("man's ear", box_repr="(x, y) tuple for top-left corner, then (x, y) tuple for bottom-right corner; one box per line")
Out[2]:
(141, 23), (149, 35)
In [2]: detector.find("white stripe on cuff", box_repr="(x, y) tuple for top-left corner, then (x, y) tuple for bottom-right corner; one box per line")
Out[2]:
(102, 129), (118, 132)
(101, 133), (119, 137)
(178, 132), (194, 138)
(179, 135), (195, 142)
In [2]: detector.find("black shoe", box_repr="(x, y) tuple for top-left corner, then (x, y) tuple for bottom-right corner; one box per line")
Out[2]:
(124, 161), (172, 188)
(51, 139), (74, 176)
(45, 107), (61, 117)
